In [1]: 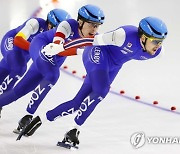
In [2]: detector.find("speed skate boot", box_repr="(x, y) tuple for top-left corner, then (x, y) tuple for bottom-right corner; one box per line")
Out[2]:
(16, 116), (42, 140)
(0, 107), (2, 118)
(22, 116), (42, 136)
(13, 115), (33, 134)
(62, 128), (80, 146)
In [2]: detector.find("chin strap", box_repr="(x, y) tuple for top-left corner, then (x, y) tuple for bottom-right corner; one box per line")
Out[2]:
(142, 38), (148, 52)
(79, 21), (85, 37)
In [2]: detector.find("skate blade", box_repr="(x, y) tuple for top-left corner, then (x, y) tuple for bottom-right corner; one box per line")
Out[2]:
(57, 141), (79, 149)
(13, 129), (21, 134)
(14, 129), (29, 139)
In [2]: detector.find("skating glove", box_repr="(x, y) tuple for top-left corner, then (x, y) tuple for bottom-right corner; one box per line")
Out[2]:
(42, 43), (65, 56)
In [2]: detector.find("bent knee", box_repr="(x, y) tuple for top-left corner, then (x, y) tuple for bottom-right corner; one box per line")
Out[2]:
(94, 87), (110, 97)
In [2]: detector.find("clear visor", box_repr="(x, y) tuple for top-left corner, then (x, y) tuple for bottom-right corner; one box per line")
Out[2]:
(86, 21), (102, 28)
(144, 35), (164, 46)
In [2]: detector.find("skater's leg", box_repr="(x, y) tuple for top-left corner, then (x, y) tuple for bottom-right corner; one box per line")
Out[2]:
(12, 64), (43, 132)
(26, 56), (61, 114)
(26, 79), (55, 114)
(0, 59), (10, 85)
(0, 50), (30, 95)
(73, 66), (122, 126)
(0, 63), (43, 108)
(46, 77), (92, 121)
(74, 70), (110, 126)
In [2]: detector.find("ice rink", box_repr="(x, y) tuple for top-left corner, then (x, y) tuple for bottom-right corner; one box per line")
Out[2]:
(1, 0), (180, 153)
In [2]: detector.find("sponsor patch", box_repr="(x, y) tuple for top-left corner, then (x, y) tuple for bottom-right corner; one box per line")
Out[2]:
(90, 47), (103, 64)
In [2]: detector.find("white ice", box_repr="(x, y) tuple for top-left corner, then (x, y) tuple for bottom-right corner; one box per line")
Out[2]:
(1, 0), (180, 154)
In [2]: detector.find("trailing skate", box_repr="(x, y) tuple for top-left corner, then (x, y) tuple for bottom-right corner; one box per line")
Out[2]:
(13, 115), (33, 134)
(16, 116), (42, 140)
(57, 128), (80, 149)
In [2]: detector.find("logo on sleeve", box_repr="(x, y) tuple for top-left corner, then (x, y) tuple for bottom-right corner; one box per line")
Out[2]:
(127, 42), (132, 48)
(4, 37), (14, 51)
(120, 42), (133, 54)
(90, 47), (103, 64)
(39, 46), (55, 65)
(140, 56), (148, 60)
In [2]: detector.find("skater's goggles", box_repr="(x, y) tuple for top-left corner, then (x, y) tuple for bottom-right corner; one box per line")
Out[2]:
(144, 35), (164, 46)
(87, 22), (102, 28)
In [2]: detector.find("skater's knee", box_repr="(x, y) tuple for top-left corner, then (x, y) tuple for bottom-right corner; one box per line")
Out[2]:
(46, 100), (80, 121)
(45, 73), (59, 84)
(94, 86), (110, 97)
(71, 98), (83, 110)
(74, 117), (84, 126)
(46, 111), (55, 121)
(12, 66), (27, 76)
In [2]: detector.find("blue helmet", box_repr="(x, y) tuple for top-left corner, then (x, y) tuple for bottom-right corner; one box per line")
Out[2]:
(138, 16), (168, 39)
(78, 4), (105, 24)
(47, 9), (72, 27)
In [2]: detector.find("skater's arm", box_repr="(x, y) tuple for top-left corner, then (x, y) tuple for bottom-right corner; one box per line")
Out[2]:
(93, 28), (126, 47)
(55, 28), (126, 56)
(43, 37), (94, 56)
(53, 20), (72, 44)
(43, 19), (95, 56)
(41, 21), (72, 56)
(57, 48), (84, 56)
(57, 37), (94, 56)
(14, 18), (39, 51)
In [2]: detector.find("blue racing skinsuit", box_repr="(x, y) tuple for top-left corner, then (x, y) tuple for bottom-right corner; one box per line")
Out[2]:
(0, 19), (91, 115)
(46, 25), (162, 126)
(0, 18), (48, 94)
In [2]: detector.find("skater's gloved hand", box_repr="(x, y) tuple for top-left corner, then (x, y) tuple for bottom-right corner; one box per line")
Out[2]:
(42, 43), (65, 56)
